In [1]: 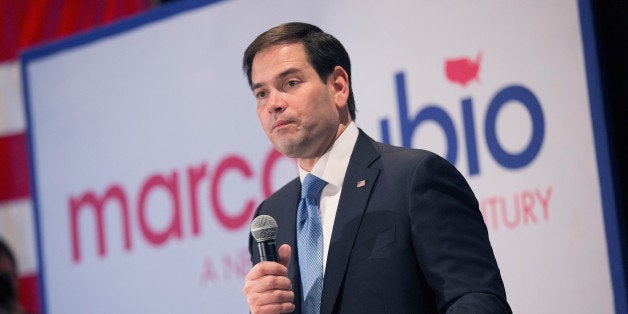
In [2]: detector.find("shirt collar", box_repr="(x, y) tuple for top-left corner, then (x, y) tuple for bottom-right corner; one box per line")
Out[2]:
(298, 122), (359, 189)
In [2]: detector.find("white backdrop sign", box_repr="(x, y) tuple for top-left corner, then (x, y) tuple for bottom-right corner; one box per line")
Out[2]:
(22, 0), (625, 313)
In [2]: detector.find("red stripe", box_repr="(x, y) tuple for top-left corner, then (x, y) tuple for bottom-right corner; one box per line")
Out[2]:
(0, 1), (29, 61)
(77, 1), (99, 32)
(56, 0), (81, 37)
(0, 132), (30, 201)
(1, 0), (151, 63)
(18, 274), (41, 314)
(17, 0), (52, 51)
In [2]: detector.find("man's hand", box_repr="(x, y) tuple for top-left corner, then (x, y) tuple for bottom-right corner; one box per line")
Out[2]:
(243, 244), (295, 314)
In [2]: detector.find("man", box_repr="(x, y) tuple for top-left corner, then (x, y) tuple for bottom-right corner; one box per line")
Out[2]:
(0, 239), (24, 314)
(241, 22), (510, 314)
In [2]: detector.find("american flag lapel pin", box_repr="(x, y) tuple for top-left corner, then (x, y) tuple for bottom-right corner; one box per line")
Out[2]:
(356, 179), (366, 188)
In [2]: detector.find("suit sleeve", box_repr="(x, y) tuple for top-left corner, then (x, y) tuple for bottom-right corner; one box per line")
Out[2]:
(408, 152), (511, 313)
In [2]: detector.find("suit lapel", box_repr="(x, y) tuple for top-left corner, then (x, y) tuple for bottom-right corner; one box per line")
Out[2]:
(320, 131), (381, 313)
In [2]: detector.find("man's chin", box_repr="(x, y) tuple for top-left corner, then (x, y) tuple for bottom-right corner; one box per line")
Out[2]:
(275, 147), (299, 158)
(272, 141), (303, 158)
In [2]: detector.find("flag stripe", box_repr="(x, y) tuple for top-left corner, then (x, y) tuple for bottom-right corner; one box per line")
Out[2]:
(0, 133), (30, 201)
(18, 273), (41, 314)
(0, 198), (37, 274)
(0, 61), (26, 135)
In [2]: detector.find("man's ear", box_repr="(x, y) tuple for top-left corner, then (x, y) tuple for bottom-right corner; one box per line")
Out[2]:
(330, 66), (350, 109)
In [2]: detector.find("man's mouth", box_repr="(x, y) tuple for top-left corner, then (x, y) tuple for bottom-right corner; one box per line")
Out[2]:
(272, 120), (292, 131)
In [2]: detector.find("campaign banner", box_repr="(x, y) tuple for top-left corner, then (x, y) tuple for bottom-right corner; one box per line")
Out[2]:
(22, 0), (624, 313)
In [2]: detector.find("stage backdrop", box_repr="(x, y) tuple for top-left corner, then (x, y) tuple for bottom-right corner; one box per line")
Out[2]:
(22, 0), (625, 313)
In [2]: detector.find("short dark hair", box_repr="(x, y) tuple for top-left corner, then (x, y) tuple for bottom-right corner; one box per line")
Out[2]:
(243, 22), (356, 120)
(0, 239), (16, 273)
(0, 238), (18, 309)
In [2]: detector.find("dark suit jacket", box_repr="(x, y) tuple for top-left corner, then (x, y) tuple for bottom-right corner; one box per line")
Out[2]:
(249, 130), (511, 313)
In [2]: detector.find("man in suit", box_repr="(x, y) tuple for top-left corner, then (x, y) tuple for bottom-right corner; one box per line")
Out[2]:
(241, 22), (510, 314)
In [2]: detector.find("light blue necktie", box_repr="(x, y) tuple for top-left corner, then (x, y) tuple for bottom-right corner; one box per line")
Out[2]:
(297, 173), (327, 314)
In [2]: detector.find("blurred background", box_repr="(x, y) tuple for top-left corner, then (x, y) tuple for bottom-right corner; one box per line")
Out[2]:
(1, 1), (627, 313)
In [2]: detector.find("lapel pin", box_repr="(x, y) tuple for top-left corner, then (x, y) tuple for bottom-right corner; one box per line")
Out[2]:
(356, 180), (366, 188)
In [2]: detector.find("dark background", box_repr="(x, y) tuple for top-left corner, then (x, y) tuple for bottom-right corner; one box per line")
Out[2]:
(591, 0), (628, 292)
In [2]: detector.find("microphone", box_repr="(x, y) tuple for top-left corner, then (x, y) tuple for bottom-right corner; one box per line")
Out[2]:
(250, 215), (279, 262)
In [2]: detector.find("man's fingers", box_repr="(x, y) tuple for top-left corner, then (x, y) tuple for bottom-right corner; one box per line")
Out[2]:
(249, 300), (295, 314)
(244, 274), (295, 314)
(245, 260), (288, 281)
(243, 273), (292, 294)
(243, 244), (295, 313)
(278, 244), (291, 269)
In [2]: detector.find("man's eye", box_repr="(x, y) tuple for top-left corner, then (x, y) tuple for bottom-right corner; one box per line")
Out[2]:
(256, 91), (267, 99)
(284, 80), (300, 89)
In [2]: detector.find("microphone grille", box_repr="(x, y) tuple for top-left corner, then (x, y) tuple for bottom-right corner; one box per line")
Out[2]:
(250, 215), (278, 242)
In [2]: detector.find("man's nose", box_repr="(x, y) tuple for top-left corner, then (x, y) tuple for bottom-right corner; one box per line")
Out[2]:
(266, 90), (285, 113)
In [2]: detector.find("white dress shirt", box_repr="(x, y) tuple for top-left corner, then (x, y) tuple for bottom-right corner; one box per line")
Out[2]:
(298, 122), (359, 274)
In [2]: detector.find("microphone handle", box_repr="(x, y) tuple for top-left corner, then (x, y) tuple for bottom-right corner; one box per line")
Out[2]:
(257, 239), (278, 262)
